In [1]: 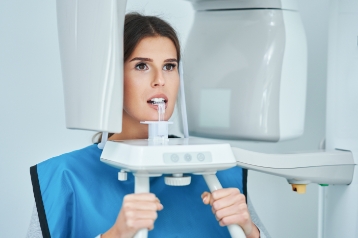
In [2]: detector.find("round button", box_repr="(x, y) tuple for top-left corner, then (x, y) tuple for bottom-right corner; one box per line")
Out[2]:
(171, 154), (179, 162)
(197, 153), (205, 161)
(184, 153), (192, 162)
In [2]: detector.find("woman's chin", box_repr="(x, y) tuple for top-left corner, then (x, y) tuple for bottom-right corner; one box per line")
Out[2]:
(138, 115), (159, 122)
(136, 108), (173, 122)
(140, 114), (169, 122)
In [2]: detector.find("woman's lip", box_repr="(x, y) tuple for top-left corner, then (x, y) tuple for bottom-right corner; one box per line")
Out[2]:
(147, 93), (168, 103)
(147, 101), (168, 110)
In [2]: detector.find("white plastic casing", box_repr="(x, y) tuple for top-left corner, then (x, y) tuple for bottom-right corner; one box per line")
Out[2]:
(56, 0), (127, 132)
(187, 0), (299, 11)
(140, 121), (173, 140)
(184, 4), (307, 142)
(100, 138), (237, 175)
(165, 176), (191, 186)
(118, 171), (128, 181)
(232, 147), (355, 184)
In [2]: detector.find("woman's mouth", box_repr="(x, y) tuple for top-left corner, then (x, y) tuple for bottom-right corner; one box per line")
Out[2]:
(147, 94), (168, 110)
(147, 98), (167, 104)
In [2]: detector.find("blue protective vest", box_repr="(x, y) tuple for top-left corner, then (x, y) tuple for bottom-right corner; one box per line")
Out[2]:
(30, 144), (244, 238)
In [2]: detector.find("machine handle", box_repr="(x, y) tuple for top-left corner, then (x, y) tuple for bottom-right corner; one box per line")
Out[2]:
(203, 174), (246, 238)
(134, 175), (150, 238)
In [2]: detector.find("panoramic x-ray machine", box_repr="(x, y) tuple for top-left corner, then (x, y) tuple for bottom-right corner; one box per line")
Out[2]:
(56, 0), (356, 237)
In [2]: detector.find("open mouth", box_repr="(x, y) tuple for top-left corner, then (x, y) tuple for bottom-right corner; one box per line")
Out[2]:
(147, 98), (168, 105)
(147, 94), (169, 114)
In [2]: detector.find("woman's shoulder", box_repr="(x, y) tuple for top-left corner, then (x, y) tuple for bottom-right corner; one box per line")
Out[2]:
(32, 144), (119, 197)
(30, 144), (118, 237)
(38, 144), (101, 167)
(34, 144), (105, 181)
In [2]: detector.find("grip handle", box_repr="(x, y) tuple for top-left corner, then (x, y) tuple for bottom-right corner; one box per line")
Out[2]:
(133, 175), (150, 238)
(203, 173), (246, 238)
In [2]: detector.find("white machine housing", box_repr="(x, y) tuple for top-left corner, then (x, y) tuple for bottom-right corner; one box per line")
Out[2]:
(184, 0), (307, 141)
(56, 0), (126, 133)
(101, 138), (237, 174)
(188, 0), (299, 11)
(56, 0), (307, 143)
(233, 147), (355, 185)
(55, 1), (357, 237)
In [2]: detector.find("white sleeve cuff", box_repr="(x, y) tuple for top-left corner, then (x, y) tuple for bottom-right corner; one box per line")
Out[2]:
(254, 222), (267, 238)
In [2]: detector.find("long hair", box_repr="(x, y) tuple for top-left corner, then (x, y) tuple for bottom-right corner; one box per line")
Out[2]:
(93, 13), (181, 143)
(124, 13), (181, 63)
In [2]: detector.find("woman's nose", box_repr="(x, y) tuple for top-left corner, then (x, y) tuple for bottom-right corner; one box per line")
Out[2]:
(151, 70), (165, 87)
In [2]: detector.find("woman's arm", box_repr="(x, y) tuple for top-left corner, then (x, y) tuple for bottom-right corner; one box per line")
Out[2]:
(202, 188), (271, 238)
(247, 195), (271, 238)
(26, 204), (43, 238)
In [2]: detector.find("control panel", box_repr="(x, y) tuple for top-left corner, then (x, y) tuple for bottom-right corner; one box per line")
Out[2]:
(163, 152), (212, 164)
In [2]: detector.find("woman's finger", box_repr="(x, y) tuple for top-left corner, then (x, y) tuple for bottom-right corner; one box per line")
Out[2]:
(201, 192), (211, 205)
(124, 193), (160, 202)
(123, 201), (163, 211)
(126, 217), (157, 230)
(212, 192), (245, 211)
(211, 188), (240, 200)
(218, 211), (251, 227)
(214, 203), (247, 221)
(124, 209), (159, 221)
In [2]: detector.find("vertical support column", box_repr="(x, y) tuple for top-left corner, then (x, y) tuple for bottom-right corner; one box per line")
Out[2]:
(317, 186), (325, 238)
(134, 175), (150, 238)
(203, 173), (246, 238)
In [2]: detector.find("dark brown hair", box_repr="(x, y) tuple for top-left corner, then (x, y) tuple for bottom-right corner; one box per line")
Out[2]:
(93, 13), (181, 143)
(124, 13), (181, 63)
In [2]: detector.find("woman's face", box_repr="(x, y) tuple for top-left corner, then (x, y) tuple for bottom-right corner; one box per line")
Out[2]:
(123, 36), (179, 122)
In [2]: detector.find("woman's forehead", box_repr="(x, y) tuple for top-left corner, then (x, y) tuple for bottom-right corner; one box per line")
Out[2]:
(130, 36), (177, 60)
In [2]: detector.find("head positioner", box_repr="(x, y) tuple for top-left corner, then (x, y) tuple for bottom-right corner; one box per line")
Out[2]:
(57, 0), (307, 144)
(57, 0), (127, 133)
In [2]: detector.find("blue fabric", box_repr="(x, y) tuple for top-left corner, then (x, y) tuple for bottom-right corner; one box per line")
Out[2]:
(36, 144), (243, 238)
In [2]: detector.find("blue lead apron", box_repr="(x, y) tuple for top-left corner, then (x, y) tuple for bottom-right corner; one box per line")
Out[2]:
(30, 144), (245, 238)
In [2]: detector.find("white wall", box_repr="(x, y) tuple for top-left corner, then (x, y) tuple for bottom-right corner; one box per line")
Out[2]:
(0, 0), (329, 237)
(0, 1), (94, 237)
(324, 1), (358, 237)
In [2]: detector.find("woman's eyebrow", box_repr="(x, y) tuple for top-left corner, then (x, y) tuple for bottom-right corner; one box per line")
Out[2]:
(164, 58), (178, 63)
(129, 57), (153, 62)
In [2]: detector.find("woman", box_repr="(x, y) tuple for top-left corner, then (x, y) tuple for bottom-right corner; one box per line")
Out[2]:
(28, 13), (268, 238)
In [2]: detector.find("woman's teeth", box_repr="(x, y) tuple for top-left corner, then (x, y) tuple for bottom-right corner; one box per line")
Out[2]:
(150, 98), (165, 104)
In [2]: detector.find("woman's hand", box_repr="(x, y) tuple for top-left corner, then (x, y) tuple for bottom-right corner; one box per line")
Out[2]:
(201, 188), (260, 238)
(102, 193), (163, 238)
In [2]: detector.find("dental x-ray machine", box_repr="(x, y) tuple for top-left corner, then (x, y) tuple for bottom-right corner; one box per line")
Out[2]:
(55, 0), (356, 237)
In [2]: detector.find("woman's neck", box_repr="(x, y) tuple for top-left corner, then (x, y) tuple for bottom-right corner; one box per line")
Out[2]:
(109, 111), (148, 141)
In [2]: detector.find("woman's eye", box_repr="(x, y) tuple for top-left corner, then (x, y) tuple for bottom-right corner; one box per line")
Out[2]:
(163, 63), (176, 71)
(135, 63), (148, 71)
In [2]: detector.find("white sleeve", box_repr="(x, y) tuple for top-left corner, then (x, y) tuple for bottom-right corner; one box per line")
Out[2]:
(27, 203), (102, 238)
(26, 204), (43, 238)
(247, 195), (271, 238)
